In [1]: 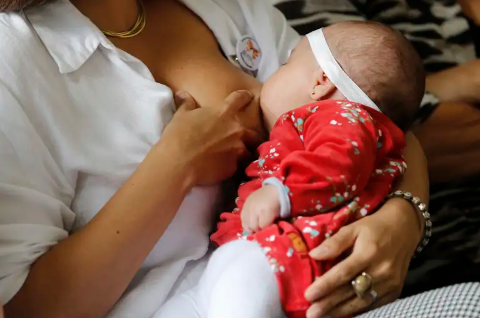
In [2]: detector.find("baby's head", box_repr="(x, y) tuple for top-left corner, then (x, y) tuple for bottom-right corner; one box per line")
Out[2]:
(261, 21), (425, 131)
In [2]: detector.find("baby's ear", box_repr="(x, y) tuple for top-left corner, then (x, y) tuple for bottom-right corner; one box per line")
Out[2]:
(310, 69), (336, 101)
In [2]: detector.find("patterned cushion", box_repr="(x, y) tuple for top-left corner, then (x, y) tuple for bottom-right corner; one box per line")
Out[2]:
(274, 0), (476, 72)
(358, 283), (480, 318)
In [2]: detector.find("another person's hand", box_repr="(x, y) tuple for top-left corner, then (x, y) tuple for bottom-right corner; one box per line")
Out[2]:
(458, 0), (480, 24)
(304, 198), (422, 318)
(160, 90), (261, 186)
(241, 185), (280, 234)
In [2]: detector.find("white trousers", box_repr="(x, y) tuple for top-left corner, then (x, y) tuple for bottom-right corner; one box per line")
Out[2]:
(153, 240), (286, 318)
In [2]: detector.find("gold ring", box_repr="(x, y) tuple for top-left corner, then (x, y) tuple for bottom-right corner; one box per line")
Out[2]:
(351, 272), (373, 298)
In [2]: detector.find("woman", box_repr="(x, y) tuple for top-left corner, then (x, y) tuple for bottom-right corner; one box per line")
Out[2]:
(0, 0), (428, 317)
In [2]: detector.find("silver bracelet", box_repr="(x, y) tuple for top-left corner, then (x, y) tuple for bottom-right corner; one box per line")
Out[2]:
(387, 190), (432, 257)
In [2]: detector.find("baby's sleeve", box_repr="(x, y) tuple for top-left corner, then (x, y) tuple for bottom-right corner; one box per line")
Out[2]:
(0, 84), (76, 304)
(268, 105), (380, 217)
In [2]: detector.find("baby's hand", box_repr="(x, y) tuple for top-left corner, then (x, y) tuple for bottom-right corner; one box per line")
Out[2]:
(241, 185), (281, 234)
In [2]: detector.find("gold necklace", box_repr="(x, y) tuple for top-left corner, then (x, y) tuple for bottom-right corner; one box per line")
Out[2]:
(101, 1), (146, 38)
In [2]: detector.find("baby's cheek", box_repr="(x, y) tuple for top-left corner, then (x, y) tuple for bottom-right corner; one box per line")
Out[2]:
(261, 78), (296, 121)
(260, 75), (276, 103)
(260, 85), (283, 130)
(262, 75), (288, 107)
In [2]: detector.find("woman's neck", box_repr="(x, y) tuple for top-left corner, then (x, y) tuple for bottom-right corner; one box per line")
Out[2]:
(70, 0), (140, 32)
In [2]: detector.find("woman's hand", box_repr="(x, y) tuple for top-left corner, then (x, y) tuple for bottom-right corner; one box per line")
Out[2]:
(304, 198), (422, 318)
(159, 90), (261, 186)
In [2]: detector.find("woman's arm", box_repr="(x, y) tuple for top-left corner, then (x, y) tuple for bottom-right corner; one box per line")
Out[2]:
(6, 147), (193, 318)
(418, 61), (480, 183)
(417, 27), (480, 182)
(396, 132), (429, 206)
(425, 59), (480, 105)
(4, 91), (256, 318)
(414, 102), (480, 183)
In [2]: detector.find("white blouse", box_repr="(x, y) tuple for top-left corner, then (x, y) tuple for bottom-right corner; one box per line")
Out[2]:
(0, 0), (299, 315)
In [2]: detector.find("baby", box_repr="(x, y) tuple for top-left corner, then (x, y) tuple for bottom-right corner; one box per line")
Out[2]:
(155, 21), (425, 318)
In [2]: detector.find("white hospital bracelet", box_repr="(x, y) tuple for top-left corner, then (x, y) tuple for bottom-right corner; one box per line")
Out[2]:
(263, 177), (291, 219)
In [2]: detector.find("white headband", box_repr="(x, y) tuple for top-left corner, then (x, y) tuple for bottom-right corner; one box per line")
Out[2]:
(306, 28), (381, 112)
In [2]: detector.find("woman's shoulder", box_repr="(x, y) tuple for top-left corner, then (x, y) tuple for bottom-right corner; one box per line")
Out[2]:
(0, 12), (49, 81)
(193, 0), (300, 81)
(209, 0), (296, 32)
(0, 13), (60, 149)
(0, 11), (30, 38)
(0, 12), (59, 111)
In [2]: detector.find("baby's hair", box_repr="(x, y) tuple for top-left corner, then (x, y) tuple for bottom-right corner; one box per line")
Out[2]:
(324, 21), (425, 131)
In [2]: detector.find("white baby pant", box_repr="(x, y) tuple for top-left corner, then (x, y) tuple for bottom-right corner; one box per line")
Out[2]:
(153, 240), (286, 318)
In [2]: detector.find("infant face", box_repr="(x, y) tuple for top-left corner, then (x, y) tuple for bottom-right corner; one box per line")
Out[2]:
(261, 22), (425, 133)
(260, 38), (319, 130)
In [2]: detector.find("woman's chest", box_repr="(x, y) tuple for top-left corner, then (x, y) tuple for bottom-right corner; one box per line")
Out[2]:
(112, 0), (263, 131)
(58, 73), (221, 261)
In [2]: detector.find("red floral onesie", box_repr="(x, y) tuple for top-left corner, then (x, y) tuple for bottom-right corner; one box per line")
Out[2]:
(210, 100), (406, 318)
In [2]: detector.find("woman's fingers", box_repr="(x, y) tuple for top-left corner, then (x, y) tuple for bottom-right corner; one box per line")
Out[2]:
(305, 227), (358, 300)
(305, 251), (367, 302)
(309, 227), (356, 260)
(306, 271), (389, 318)
(305, 228), (360, 302)
(309, 257), (406, 318)
(319, 295), (372, 318)
(174, 90), (253, 114)
(241, 128), (262, 149)
(174, 91), (198, 111)
(310, 290), (373, 318)
(317, 282), (396, 318)
(357, 292), (398, 314)
(166, 89), (258, 186)
(221, 90), (253, 114)
(305, 284), (355, 318)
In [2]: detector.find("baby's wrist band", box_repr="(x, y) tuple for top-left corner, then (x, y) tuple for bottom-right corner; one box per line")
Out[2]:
(387, 190), (432, 258)
(263, 177), (291, 218)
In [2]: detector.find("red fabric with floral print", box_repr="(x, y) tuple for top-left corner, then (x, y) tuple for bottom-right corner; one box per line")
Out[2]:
(210, 100), (406, 317)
